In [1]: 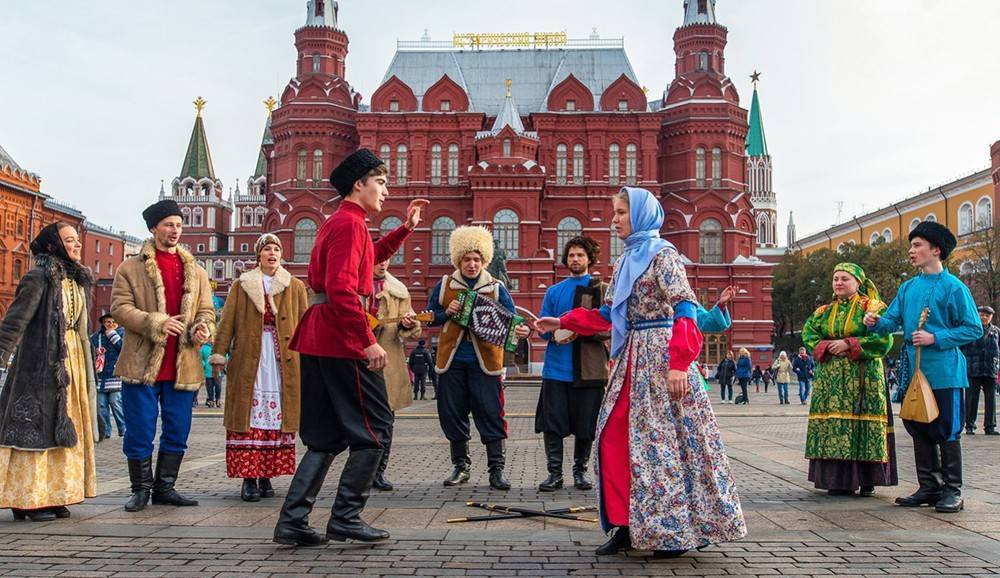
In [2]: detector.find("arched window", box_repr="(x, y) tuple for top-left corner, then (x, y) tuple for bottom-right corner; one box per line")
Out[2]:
(870, 232), (883, 246)
(255, 207), (266, 226)
(977, 197), (993, 230)
(608, 143), (620, 185)
(958, 202), (974, 235)
(396, 144), (408, 185)
(296, 150), (307, 185)
(431, 217), (456, 264)
(909, 218), (921, 232)
(13, 259), (22, 281)
(556, 217), (583, 258)
(503, 139), (512, 158)
(181, 207), (191, 227)
(572, 144), (585, 184)
(16, 220), (23, 238)
(925, 213), (937, 223)
(242, 207), (253, 226)
(293, 218), (317, 262)
(379, 144), (391, 179)
(609, 224), (624, 263)
(379, 217), (405, 265)
(555, 144), (567, 184)
(192, 207), (203, 227)
(493, 209), (520, 259)
(312, 149), (324, 184)
(882, 228), (893, 243)
(959, 261), (975, 276)
(214, 261), (225, 281)
(625, 144), (637, 185)
(698, 51), (709, 71)
(698, 218), (723, 264)
(711, 147), (722, 188)
(430, 144), (442, 185)
(695, 148), (706, 188)
(447, 144), (459, 184)
(312, 54), (321, 73)
(757, 213), (770, 246)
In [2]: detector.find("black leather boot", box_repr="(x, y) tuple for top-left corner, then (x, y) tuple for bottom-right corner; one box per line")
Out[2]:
(273, 449), (335, 547)
(935, 440), (964, 513)
(538, 433), (564, 492)
(151, 452), (199, 506)
(443, 440), (471, 486)
(373, 435), (394, 491)
(125, 456), (153, 512)
(595, 526), (631, 556)
(896, 439), (943, 507)
(326, 449), (390, 542)
(241, 478), (261, 502)
(573, 438), (594, 490)
(486, 440), (511, 491)
(258, 478), (275, 498)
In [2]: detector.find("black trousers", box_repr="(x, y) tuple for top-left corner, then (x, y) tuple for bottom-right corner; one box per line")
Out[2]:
(298, 355), (393, 454)
(437, 360), (507, 444)
(966, 376), (997, 432)
(903, 387), (965, 444)
(534, 379), (602, 440)
(412, 371), (428, 398)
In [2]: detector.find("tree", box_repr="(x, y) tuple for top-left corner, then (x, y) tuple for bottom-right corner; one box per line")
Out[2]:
(958, 226), (1000, 312)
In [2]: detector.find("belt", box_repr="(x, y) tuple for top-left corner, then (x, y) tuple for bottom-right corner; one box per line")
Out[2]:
(310, 293), (328, 306)
(629, 318), (674, 331)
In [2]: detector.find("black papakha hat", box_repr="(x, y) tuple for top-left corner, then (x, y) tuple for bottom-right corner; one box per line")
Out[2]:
(908, 220), (957, 260)
(142, 199), (183, 230)
(329, 148), (384, 197)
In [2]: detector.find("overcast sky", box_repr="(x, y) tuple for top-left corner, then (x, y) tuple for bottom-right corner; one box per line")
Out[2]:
(2, 0), (998, 240)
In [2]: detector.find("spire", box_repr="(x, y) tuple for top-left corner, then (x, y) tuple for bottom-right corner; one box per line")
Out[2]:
(305, 0), (338, 28)
(745, 74), (768, 157)
(490, 79), (524, 134)
(683, 0), (717, 26)
(179, 97), (217, 180)
(787, 211), (796, 246)
(254, 98), (275, 179)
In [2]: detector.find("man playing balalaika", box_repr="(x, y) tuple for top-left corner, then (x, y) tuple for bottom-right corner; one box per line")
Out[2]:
(427, 226), (531, 490)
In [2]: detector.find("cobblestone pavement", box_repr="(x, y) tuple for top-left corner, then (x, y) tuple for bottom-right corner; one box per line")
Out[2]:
(1, 385), (998, 577)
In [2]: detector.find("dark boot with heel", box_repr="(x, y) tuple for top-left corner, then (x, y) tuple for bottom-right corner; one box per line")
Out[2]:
(325, 449), (390, 542)
(896, 439), (943, 507)
(486, 440), (511, 491)
(935, 440), (964, 513)
(443, 440), (471, 486)
(538, 433), (563, 492)
(151, 452), (199, 506)
(125, 456), (153, 512)
(572, 438), (594, 490)
(273, 450), (335, 547)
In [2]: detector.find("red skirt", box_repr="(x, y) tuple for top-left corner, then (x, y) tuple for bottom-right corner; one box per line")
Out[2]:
(225, 429), (297, 479)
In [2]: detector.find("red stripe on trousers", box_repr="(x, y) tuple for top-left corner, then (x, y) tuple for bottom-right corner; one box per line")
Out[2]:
(354, 363), (383, 449)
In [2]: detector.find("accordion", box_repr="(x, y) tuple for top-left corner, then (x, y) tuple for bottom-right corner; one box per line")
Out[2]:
(453, 289), (526, 353)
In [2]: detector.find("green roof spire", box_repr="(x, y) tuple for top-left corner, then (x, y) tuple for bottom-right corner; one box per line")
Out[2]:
(254, 97), (276, 179)
(745, 72), (768, 157)
(179, 96), (217, 180)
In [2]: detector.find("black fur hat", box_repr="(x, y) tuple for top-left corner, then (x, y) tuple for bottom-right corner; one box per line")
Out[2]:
(329, 148), (385, 197)
(909, 221), (957, 260)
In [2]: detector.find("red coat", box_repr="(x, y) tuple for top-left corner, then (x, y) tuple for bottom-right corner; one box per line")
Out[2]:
(290, 201), (411, 359)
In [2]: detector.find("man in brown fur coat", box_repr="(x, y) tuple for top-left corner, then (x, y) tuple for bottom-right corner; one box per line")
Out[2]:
(111, 200), (215, 513)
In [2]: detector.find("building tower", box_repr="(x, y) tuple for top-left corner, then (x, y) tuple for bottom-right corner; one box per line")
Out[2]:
(787, 211), (796, 246)
(746, 72), (777, 248)
(230, 98), (275, 266)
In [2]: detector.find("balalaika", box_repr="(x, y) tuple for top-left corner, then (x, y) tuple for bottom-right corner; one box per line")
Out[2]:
(452, 288), (526, 353)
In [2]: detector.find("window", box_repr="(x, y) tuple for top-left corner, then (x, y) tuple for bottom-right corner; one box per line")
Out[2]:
(95, 261), (100, 274)
(96, 240), (101, 254)
(16, 220), (23, 238)
(315, 0), (325, 16)
(109, 244), (113, 256)
(698, 51), (709, 71)
(977, 197), (993, 230)
(182, 208), (191, 226)
(240, 243), (249, 252)
(192, 207), (203, 227)
(565, 100), (576, 111)
(396, 144), (408, 185)
(757, 213), (770, 246)
(197, 243), (205, 252)
(440, 100), (451, 111)
(870, 232), (884, 246)
(925, 213), (937, 223)
(618, 99), (629, 112)
(296, 150), (307, 185)
(883, 228), (892, 242)
(572, 144), (585, 184)
(313, 149), (324, 184)
(214, 261), (225, 281)
(960, 261), (976, 276)
(430, 144), (442, 185)
(701, 334), (728, 366)
(699, 218), (723, 264)
(555, 144), (567, 184)
(312, 54), (321, 73)
(493, 209), (520, 259)
(958, 203), (974, 235)
(108, 264), (113, 276)
(609, 224), (624, 263)
(255, 207), (265, 226)
(293, 218), (318, 262)
(13, 259), (22, 281)
(379, 217), (405, 265)
(379, 144), (391, 179)
(447, 144), (459, 184)
(389, 100), (399, 112)
(556, 217), (583, 258)
(625, 144), (637, 184)
(695, 147), (706, 188)
(909, 218), (921, 232)
(243, 207), (253, 226)
(508, 278), (520, 292)
(503, 139), (512, 158)
(711, 147), (722, 188)
(608, 144), (620, 185)
(432, 217), (456, 264)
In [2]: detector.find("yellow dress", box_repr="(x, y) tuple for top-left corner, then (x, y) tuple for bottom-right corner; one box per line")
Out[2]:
(0, 279), (97, 509)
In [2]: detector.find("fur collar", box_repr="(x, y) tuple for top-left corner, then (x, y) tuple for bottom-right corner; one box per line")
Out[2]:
(139, 239), (200, 318)
(376, 272), (409, 301)
(238, 266), (291, 314)
(34, 253), (93, 288)
(448, 269), (498, 296)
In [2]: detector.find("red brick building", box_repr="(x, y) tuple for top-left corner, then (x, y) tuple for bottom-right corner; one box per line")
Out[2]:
(167, 0), (776, 368)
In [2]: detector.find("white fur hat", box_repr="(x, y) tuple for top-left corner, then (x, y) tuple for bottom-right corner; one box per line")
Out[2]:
(449, 226), (494, 269)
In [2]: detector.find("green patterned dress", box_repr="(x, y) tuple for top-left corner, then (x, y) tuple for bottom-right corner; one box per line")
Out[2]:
(802, 293), (898, 490)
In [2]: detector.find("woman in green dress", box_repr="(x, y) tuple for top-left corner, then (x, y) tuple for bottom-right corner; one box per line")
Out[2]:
(802, 263), (897, 497)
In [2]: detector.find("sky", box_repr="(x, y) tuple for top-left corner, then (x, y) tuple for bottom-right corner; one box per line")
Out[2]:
(1, 0), (998, 240)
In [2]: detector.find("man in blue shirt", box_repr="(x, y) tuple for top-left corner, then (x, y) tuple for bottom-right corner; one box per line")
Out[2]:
(865, 221), (982, 514)
(535, 237), (609, 492)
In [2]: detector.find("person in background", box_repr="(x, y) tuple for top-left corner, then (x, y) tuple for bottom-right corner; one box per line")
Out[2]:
(772, 352), (793, 405)
(762, 366), (773, 393)
(792, 346), (815, 405)
(960, 305), (998, 436)
(752, 365), (763, 393)
(91, 314), (126, 440)
(716, 351), (736, 404)
(736, 349), (752, 404)
(200, 343), (219, 408)
(408, 340), (433, 401)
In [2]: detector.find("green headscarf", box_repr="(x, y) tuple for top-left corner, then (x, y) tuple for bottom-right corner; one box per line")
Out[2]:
(833, 262), (880, 302)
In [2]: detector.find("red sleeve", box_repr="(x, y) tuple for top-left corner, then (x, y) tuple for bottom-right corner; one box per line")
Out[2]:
(813, 340), (832, 363)
(560, 307), (612, 336)
(324, 220), (377, 348)
(668, 317), (702, 371)
(845, 337), (863, 361)
(373, 224), (412, 264)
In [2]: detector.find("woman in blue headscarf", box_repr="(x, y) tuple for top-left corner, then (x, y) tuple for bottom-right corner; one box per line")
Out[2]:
(536, 188), (745, 558)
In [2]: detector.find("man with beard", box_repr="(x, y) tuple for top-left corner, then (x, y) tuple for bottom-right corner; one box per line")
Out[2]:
(535, 236), (608, 491)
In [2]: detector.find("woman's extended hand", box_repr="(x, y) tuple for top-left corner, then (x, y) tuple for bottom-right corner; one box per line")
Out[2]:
(667, 369), (691, 400)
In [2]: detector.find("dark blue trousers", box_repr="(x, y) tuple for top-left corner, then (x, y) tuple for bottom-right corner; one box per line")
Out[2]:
(121, 381), (195, 460)
(436, 360), (507, 444)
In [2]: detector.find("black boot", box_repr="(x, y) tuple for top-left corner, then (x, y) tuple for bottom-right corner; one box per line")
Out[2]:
(258, 478), (275, 498)
(373, 436), (394, 491)
(443, 440), (471, 486)
(896, 439), (943, 507)
(573, 438), (594, 490)
(273, 450), (335, 547)
(538, 433), (564, 492)
(595, 526), (631, 556)
(486, 440), (511, 491)
(241, 478), (261, 502)
(151, 452), (199, 506)
(935, 440), (964, 513)
(125, 456), (153, 512)
(326, 449), (390, 542)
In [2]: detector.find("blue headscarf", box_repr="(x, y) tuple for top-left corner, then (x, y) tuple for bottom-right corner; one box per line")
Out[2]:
(609, 187), (674, 358)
